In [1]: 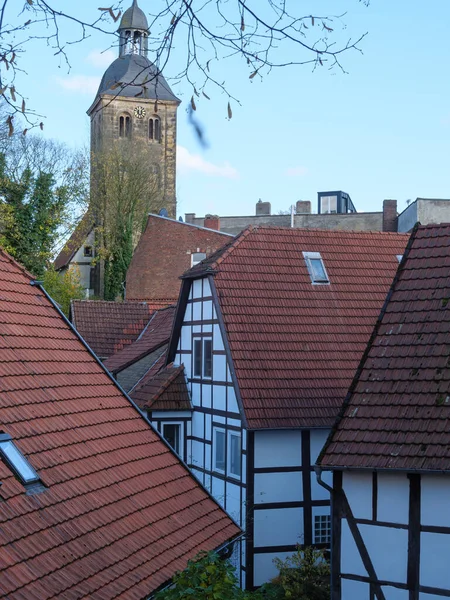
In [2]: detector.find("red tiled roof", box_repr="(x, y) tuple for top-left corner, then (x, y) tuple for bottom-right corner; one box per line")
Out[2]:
(0, 248), (240, 599)
(104, 305), (175, 374)
(54, 211), (94, 271)
(320, 223), (450, 472)
(131, 364), (192, 411)
(126, 214), (232, 302)
(71, 300), (153, 359)
(185, 226), (409, 430)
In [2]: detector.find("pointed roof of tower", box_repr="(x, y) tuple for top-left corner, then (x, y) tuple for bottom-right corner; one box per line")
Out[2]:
(119, 0), (148, 31)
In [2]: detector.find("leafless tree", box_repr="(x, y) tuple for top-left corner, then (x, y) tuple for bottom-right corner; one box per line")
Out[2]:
(2, 0), (369, 131)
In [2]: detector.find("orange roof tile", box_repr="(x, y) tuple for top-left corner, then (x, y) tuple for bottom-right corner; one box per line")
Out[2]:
(183, 226), (409, 429)
(320, 223), (450, 471)
(0, 248), (240, 599)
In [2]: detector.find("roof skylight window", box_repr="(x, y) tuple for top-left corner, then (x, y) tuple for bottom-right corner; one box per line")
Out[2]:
(0, 433), (40, 485)
(303, 252), (329, 284)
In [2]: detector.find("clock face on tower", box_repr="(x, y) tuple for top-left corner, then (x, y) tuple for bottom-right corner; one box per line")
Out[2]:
(134, 106), (146, 119)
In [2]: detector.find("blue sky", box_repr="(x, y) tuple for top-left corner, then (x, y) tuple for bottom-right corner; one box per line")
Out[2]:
(10, 0), (450, 219)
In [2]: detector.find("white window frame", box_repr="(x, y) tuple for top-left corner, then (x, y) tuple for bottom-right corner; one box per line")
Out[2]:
(314, 513), (331, 544)
(193, 336), (213, 379)
(213, 427), (241, 480)
(191, 252), (207, 267)
(162, 421), (183, 456)
(0, 433), (40, 485)
(320, 195), (338, 214)
(302, 251), (330, 285)
(213, 427), (226, 474)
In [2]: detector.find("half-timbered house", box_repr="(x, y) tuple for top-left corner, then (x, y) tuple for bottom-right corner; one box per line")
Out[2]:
(318, 223), (450, 600)
(153, 225), (408, 588)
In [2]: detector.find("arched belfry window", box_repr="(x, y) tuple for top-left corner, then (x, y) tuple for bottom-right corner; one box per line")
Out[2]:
(148, 116), (161, 142)
(119, 114), (132, 138)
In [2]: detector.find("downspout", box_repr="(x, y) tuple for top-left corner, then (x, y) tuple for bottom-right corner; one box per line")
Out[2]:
(314, 465), (333, 493)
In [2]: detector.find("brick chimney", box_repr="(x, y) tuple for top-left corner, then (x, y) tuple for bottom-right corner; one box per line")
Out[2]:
(204, 214), (220, 230)
(382, 200), (398, 232)
(296, 200), (311, 214)
(256, 200), (271, 215)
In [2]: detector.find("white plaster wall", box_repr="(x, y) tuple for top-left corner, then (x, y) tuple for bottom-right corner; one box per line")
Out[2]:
(420, 594), (449, 600)
(213, 354), (227, 382)
(359, 524), (407, 584)
(421, 474), (450, 527)
(310, 429), (330, 463)
(226, 481), (242, 523)
(213, 324), (224, 350)
(192, 279), (202, 299)
(341, 520), (367, 577)
(377, 473), (409, 525)
(382, 587), (409, 600)
(203, 278), (211, 296)
(227, 387), (239, 413)
(420, 532), (450, 590)
(254, 430), (302, 468)
(212, 476), (225, 507)
(253, 507), (304, 547)
(212, 385), (226, 411)
(311, 470), (331, 501)
(254, 471), (302, 504)
(341, 578), (369, 600)
(343, 471), (372, 520)
(203, 300), (213, 320)
(253, 552), (292, 588)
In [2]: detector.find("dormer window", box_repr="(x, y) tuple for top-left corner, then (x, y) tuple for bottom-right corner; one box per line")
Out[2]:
(303, 251), (329, 284)
(149, 117), (161, 142)
(0, 433), (40, 485)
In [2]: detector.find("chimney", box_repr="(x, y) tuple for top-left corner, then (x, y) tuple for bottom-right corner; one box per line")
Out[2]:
(382, 199), (398, 232)
(256, 200), (271, 216)
(204, 214), (220, 230)
(185, 213), (196, 224)
(296, 200), (311, 214)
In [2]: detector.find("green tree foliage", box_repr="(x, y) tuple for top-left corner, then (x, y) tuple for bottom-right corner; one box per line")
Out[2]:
(272, 546), (330, 600)
(42, 266), (85, 317)
(0, 154), (66, 276)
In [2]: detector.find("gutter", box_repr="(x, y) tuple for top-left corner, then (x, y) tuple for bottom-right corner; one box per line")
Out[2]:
(314, 465), (333, 494)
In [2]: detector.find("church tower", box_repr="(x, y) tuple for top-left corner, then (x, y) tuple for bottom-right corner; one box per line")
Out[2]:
(87, 0), (180, 218)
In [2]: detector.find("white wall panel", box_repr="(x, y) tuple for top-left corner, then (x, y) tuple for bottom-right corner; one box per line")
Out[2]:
(421, 474), (450, 527)
(254, 508), (303, 547)
(184, 302), (192, 322)
(343, 471), (372, 520)
(377, 473), (409, 525)
(420, 593), (450, 600)
(214, 354), (227, 382)
(192, 279), (202, 299)
(226, 481), (242, 523)
(382, 587), (409, 600)
(254, 472), (302, 504)
(191, 440), (204, 469)
(360, 524), (407, 584)
(212, 385), (226, 411)
(205, 415), (212, 441)
(253, 552), (292, 587)
(192, 324), (201, 333)
(182, 353), (191, 377)
(420, 532), (450, 590)
(192, 413), (204, 439)
(191, 383), (201, 407)
(341, 578), (369, 600)
(254, 430), (302, 468)
(201, 384), (212, 408)
(227, 418), (241, 428)
(192, 302), (202, 321)
(203, 300), (213, 320)
(203, 278), (211, 296)
(213, 324), (224, 350)
(203, 323), (212, 333)
(341, 520), (367, 577)
(227, 387), (239, 413)
(180, 325), (191, 350)
(310, 429), (330, 463)
(212, 476), (225, 507)
(311, 470), (331, 501)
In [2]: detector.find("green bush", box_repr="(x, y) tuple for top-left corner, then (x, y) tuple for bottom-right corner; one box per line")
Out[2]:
(271, 546), (330, 600)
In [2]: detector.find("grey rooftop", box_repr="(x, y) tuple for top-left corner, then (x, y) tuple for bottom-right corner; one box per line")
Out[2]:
(119, 0), (148, 31)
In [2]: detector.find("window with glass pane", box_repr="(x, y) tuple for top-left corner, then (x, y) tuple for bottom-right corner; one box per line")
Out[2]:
(203, 339), (212, 378)
(191, 252), (206, 267)
(314, 514), (331, 544)
(193, 338), (202, 377)
(229, 433), (241, 477)
(0, 438), (39, 483)
(320, 195), (337, 214)
(309, 258), (328, 282)
(214, 429), (225, 472)
(163, 423), (180, 454)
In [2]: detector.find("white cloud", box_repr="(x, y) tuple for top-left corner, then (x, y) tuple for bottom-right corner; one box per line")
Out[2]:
(285, 165), (309, 177)
(56, 75), (101, 95)
(86, 49), (116, 69)
(177, 145), (239, 179)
